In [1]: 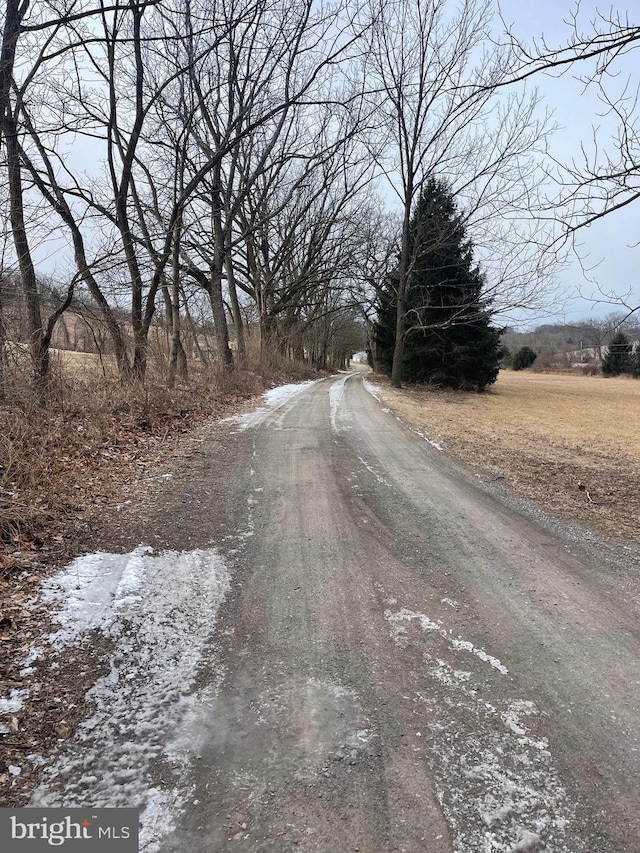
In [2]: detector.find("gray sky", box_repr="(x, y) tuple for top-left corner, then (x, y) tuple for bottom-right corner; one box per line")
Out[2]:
(499, 0), (639, 327)
(18, 0), (639, 330)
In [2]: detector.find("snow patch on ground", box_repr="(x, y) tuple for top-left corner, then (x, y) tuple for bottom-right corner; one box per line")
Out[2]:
(451, 638), (508, 675)
(0, 688), (27, 714)
(384, 607), (580, 852)
(227, 380), (317, 431)
(362, 378), (381, 401)
(329, 375), (349, 432)
(356, 455), (391, 486)
(30, 545), (231, 852)
(385, 607), (507, 674)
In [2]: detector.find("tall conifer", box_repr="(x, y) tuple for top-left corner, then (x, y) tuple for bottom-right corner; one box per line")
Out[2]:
(374, 179), (502, 391)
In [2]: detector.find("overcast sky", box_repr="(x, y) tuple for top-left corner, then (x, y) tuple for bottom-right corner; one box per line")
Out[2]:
(18, 0), (639, 330)
(499, 0), (639, 327)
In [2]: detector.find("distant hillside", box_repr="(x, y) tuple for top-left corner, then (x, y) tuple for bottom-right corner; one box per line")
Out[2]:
(503, 315), (640, 369)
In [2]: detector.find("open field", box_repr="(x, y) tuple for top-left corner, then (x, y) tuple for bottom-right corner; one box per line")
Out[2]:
(4, 344), (117, 380)
(374, 370), (640, 543)
(49, 348), (114, 376)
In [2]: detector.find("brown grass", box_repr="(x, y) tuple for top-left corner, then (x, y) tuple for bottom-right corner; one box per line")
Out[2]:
(0, 350), (316, 575)
(0, 346), (320, 805)
(49, 348), (118, 378)
(375, 370), (640, 544)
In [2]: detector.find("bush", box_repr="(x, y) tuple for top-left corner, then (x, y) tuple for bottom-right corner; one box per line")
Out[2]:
(512, 346), (537, 371)
(499, 346), (513, 368)
(602, 332), (632, 376)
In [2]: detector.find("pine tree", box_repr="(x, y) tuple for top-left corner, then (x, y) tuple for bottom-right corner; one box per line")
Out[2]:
(372, 270), (398, 376)
(374, 178), (502, 391)
(512, 346), (537, 371)
(602, 332), (633, 376)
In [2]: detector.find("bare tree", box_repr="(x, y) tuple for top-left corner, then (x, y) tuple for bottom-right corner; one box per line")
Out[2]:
(175, 0), (371, 370)
(1, 0), (158, 386)
(11, 0), (372, 380)
(362, 0), (554, 387)
(3, 0), (172, 381)
(499, 3), (640, 315)
(233, 126), (375, 363)
(344, 206), (400, 372)
(1, 0), (51, 387)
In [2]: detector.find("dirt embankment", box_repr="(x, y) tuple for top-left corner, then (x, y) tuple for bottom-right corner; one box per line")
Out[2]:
(373, 370), (640, 544)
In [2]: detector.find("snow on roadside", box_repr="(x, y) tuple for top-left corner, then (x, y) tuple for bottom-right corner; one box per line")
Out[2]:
(30, 545), (231, 851)
(384, 606), (581, 852)
(228, 380), (317, 431)
(362, 377), (381, 401)
(329, 375), (349, 432)
(407, 424), (444, 452)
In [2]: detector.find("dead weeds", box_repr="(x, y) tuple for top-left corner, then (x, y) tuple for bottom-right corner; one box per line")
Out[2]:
(0, 354), (316, 805)
(0, 577), (112, 806)
(0, 362), (275, 571)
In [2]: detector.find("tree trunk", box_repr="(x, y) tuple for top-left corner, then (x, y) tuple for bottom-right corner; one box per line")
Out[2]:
(4, 110), (49, 389)
(390, 288), (406, 388)
(210, 178), (233, 372)
(225, 250), (246, 364)
(167, 216), (188, 388)
(161, 279), (173, 337)
(1, 1), (49, 390)
(208, 269), (233, 371)
(365, 318), (381, 373)
(259, 309), (270, 356)
(390, 200), (413, 389)
(168, 326), (188, 387)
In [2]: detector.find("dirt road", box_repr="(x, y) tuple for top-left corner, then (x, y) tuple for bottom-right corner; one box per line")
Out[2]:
(31, 372), (640, 851)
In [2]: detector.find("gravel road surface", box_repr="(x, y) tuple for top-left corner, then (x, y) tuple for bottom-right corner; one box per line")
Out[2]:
(31, 372), (640, 852)
(161, 372), (640, 852)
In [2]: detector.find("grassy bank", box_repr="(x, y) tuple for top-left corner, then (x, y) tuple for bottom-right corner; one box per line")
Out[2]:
(375, 371), (640, 543)
(0, 351), (315, 578)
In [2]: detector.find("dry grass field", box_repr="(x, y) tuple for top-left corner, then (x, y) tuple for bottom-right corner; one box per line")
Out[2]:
(375, 371), (640, 544)
(49, 348), (113, 376)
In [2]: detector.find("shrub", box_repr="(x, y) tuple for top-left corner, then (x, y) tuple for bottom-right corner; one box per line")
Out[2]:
(499, 346), (513, 368)
(512, 346), (537, 371)
(602, 332), (632, 376)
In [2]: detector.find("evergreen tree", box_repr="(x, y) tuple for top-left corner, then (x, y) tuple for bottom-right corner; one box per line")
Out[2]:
(499, 346), (513, 368)
(373, 178), (502, 391)
(372, 270), (398, 376)
(602, 332), (633, 376)
(512, 346), (537, 370)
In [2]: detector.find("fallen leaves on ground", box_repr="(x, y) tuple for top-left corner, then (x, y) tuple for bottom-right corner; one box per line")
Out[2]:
(0, 365), (307, 804)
